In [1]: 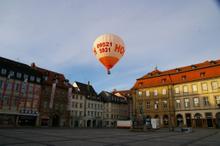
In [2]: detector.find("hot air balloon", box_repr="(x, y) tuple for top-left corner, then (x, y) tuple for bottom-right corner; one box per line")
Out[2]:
(93, 34), (125, 74)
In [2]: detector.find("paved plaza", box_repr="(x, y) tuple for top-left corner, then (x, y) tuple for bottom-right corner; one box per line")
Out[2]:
(0, 128), (219, 146)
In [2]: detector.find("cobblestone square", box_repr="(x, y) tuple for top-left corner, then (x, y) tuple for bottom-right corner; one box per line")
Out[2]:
(0, 128), (219, 146)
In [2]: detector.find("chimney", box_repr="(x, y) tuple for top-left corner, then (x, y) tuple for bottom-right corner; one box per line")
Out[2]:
(87, 81), (91, 96)
(31, 62), (36, 68)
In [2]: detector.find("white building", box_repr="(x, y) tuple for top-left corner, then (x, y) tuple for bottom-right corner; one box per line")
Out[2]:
(70, 81), (103, 128)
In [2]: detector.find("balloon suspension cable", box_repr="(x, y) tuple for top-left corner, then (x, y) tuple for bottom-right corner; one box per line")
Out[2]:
(107, 70), (111, 75)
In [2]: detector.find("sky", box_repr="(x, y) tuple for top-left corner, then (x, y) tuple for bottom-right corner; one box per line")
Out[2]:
(0, 0), (220, 93)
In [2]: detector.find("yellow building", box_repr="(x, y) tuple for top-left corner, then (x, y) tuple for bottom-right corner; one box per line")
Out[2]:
(132, 60), (220, 128)
(174, 77), (220, 128)
(131, 69), (175, 128)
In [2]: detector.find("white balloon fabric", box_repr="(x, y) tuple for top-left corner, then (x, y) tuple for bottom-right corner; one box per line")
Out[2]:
(93, 33), (125, 74)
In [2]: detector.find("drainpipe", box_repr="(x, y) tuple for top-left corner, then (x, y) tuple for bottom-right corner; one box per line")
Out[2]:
(168, 74), (174, 132)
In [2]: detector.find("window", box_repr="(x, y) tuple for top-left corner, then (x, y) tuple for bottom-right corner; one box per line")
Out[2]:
(146, 101), (150, 109)
(183, 85), (188, 93)
(163, 100), (168, 108)
(192, 84), (198, 92)
(44, 76), (48, 81)
(15, 83), (20, 91)
(202, 83), (208, 91)
(16, 72), (22, 78)
(191, 65), (197, 69)
(75, 103), (78, 108)
(154, 90), (158, 96)
(80, 103), (83, 108)
(154, 101), (159, 109)
(97, 104), (99, 109)
(28, 84), (33, 93)
(6, 82), (12, 90)
(184, 98), (190, 108)
(1, 68), (7, 75)
(30, 76), (35, 81)
(203, 97), (209, 106)
(215, 96), (220, 105)
(138, 82), (143, 87)
(176, 99), (181, 108)
(60, 104), (64, 111)
(176, 68), (180, 72)
(182, 75), (186, 80)
(211, 81), (218, 90)
(138, 91), (142, 96)
(23, 74), (28, 80)
(43, 101), (48, 109)
(9, 71), (14, 77)
(162, 89), (167, 95)
(162, 79), (166, 83)
(200, 72), (205, 77)
(193, 97), (199, 107)
(0, 80), (3, 89)
(146, 90), (150, 97)
(36, 77), (41, 83)
(175, 87), (180, 94)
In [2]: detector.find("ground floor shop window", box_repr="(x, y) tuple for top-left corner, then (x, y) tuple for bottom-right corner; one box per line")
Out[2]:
(216, 112), (220, 128)
(194, 113), (202, 128)
(176, 114), (183, 127)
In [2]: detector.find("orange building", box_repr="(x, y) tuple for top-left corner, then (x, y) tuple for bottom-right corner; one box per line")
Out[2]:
(131, 60), (220, 128)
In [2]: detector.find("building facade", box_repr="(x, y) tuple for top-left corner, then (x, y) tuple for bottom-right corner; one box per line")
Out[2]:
(172, 61), (220, 128)
(32, 64), (70, 127)
(131, 75), (174, 128)
(70, 88), (86, 128)
(0, 57), (42, 127)
(113, 90), (133, 121)
(99, 91), (128, 128)
(132, 60), (220, 128)
(70, 81), (103, 128)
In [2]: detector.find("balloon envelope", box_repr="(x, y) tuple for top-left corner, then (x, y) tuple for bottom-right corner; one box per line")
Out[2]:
(93, 34), (125, 74)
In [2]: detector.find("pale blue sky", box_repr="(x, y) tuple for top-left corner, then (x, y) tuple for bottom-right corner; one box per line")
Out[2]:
(0, 0), (220, 92)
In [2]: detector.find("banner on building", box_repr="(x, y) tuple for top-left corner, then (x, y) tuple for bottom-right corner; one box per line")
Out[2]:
(21, 79), (28, 95)
(67, 87), (72, 111)
(49, 82), (56, 109)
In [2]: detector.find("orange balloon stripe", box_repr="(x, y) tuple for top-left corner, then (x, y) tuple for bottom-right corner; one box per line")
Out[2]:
(99, 56), (119, 70)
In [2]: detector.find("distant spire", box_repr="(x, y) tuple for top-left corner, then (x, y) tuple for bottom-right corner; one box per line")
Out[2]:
(154, 65), (158, 70)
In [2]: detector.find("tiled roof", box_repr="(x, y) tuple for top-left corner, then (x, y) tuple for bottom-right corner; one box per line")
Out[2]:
(32, 64), (69, 88)
(112, 90), (131, 98)
(73, 81), (97, 97)
(0, 56), (42, 83)
(132, 59), (220, 89)
(99, 91), (127, 104)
